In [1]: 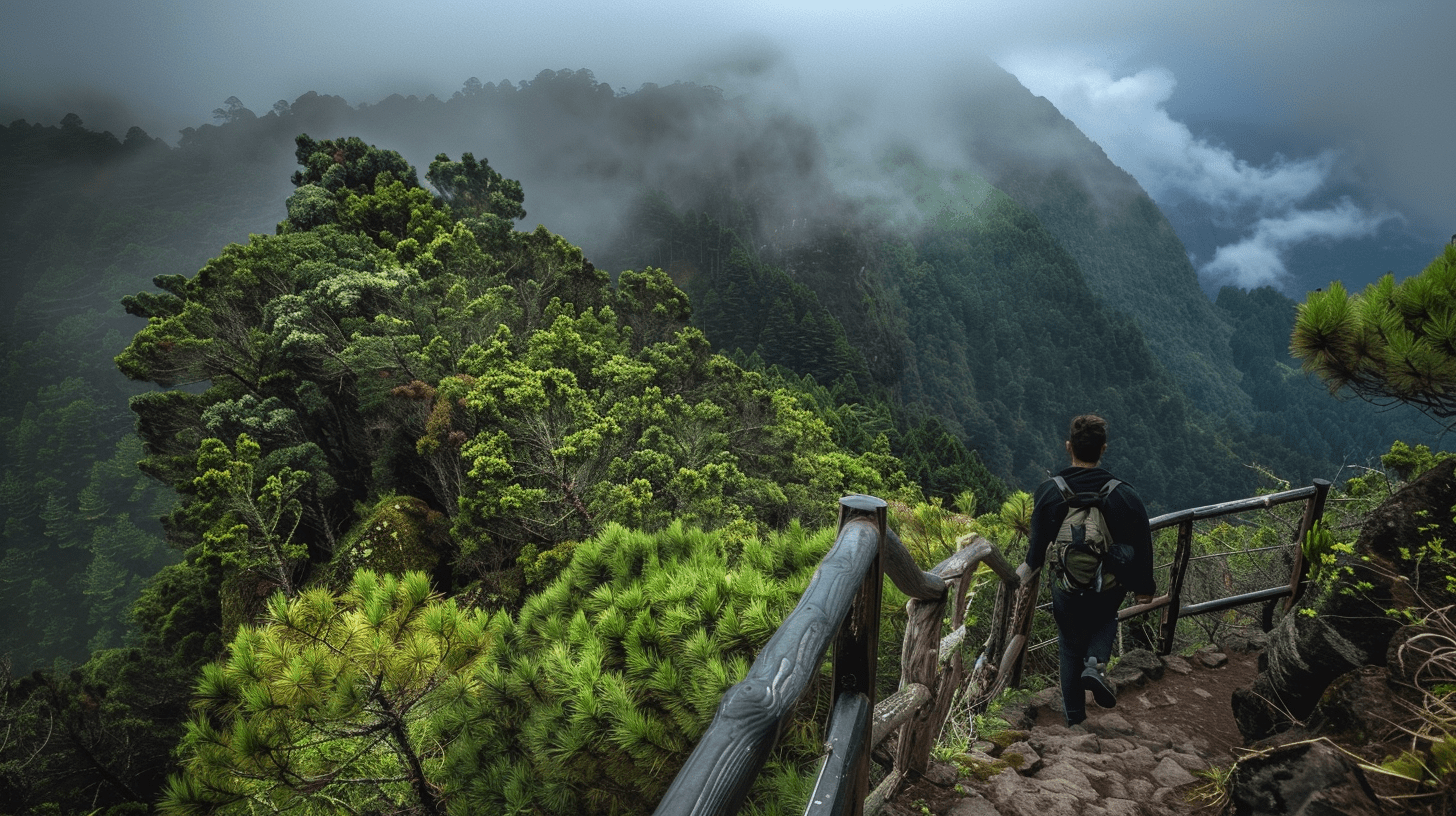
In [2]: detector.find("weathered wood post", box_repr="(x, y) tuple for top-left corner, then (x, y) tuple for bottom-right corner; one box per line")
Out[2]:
(1284, 478), (1332, 612)
(983, 579), (1012, 681)
(829, 495), (887, 816)
(914, 555), (975, 760)
(1006, 564), (1040, 689)
(891, 530), (948, 781)
(1158, 519), (1194, 655)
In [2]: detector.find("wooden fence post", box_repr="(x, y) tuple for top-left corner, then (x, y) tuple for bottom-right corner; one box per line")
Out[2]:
(1007, 566), (1040, 690)
(832, 496), (885, 816)
(983, 580), (1011, 678)
(914, 563), (974, 768)
(833, 497), (886, 715)
(1158, 520), (1194, 655)
(893, 593), (944, 779)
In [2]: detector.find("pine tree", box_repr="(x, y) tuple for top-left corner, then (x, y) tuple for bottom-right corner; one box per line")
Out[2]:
(437, 521), (833, 816)
(1292, 244), (1456, 424)
(163, 570), (490, 816)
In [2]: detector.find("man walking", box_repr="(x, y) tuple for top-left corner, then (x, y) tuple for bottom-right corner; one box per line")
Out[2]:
(1025, 414), (1155, 727)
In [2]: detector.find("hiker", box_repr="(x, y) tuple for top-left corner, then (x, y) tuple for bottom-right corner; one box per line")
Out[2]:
(1025, 414), (1155, 727)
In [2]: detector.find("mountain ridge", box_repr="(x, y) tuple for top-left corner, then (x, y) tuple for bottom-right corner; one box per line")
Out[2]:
(0, 68), (1447, 673)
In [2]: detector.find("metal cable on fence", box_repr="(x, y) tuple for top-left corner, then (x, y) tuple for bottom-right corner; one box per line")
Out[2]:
(1184, 543), (1295, 563)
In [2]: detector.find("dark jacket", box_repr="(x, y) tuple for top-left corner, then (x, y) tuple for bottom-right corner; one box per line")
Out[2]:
(1026, 466), (1155, 596)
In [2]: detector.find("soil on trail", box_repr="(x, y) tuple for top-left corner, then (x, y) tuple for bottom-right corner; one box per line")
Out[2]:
(1030, 649), (1261, 763)
(886, 647), (1265, 816)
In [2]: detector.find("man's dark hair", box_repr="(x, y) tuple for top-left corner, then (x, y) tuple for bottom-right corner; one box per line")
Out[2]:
(1068, 414), (1108, 463)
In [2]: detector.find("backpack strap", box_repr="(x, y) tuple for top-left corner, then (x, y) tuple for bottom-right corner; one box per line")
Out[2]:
(1052, 476), (1121, 505)
(1051, 475), (1075, 502)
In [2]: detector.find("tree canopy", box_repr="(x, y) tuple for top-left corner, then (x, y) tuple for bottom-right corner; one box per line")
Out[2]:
(163, 570), (489, 816)
(115, 135), (905, 607)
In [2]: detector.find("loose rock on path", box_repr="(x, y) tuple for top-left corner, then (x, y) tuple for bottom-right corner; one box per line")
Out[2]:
(886, 645), (1262, 816)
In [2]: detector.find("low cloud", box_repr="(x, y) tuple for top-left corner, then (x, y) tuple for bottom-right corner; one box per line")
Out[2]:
(1002, 54), (1394, 289)
(1198, 199), (1394, 290)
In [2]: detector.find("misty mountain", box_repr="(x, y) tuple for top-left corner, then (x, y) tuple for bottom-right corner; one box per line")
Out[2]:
(0, 64), (1447, 671)
(931, 62), (1248, 417)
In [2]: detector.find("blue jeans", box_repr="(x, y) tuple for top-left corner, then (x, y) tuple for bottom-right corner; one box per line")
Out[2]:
(1051, 584), (1125, 725)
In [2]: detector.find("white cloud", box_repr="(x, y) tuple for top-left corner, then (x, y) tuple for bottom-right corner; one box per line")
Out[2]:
(1198, 199), (1393, 289)
(1002, 54), (1395, 288)
(1003, 56), (1332, 211)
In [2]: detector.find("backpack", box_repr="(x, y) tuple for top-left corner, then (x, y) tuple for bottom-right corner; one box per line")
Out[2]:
(1048, 476), (1123, 593)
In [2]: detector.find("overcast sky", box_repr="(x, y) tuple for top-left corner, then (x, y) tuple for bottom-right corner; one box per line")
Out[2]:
(3, 0), (1452, 292)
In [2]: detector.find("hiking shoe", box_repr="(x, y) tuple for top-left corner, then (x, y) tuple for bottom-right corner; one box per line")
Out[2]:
(1081, 658), (1116, 708)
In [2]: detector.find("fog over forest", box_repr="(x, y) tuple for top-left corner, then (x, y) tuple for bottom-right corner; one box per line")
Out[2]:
(4, 1), (1453, 297)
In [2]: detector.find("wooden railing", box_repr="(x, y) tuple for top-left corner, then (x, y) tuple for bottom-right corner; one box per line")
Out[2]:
(652, 479), (1331, 816)
(651, 495), (1039, 816)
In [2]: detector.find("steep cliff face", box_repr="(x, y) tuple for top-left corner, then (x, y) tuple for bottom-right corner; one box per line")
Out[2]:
(942, 59), (1251, 419)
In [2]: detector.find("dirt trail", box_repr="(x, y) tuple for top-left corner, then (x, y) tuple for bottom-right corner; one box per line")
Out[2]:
(887, 647), (1262, 816)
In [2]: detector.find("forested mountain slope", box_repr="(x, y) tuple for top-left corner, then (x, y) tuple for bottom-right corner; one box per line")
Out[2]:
(0, 68), (1445, 674)
(610, 178), (1249, 506)
(943, 59), (1252, 417)
(0, 117), (287, 667)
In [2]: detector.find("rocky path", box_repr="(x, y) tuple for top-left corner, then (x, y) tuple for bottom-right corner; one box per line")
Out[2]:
(886, 644), (1262, 816)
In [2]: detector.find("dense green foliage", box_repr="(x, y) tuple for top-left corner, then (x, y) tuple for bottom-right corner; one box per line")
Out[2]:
(440, 522), (832, 815)
(2, 129), (903, 814)
(165, 570), (490, 816)
(114, 139), (899, 599)
(158, 522), (848, 816)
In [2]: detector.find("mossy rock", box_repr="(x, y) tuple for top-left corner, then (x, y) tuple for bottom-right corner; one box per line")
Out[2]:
(325, 495), (449, 587)
(219, 569), (284, 642)
(951, 750), (1018, 781)
(984, 729), (1030, 752)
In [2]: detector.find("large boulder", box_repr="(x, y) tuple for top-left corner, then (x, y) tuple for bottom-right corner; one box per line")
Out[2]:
(1224, 739), (1383, 816)
(1230, 612), (1393, 741)
(1299, 666), (1407, 747)
(324, 494), (451, 588)
(1232, 459), (1456, 742)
